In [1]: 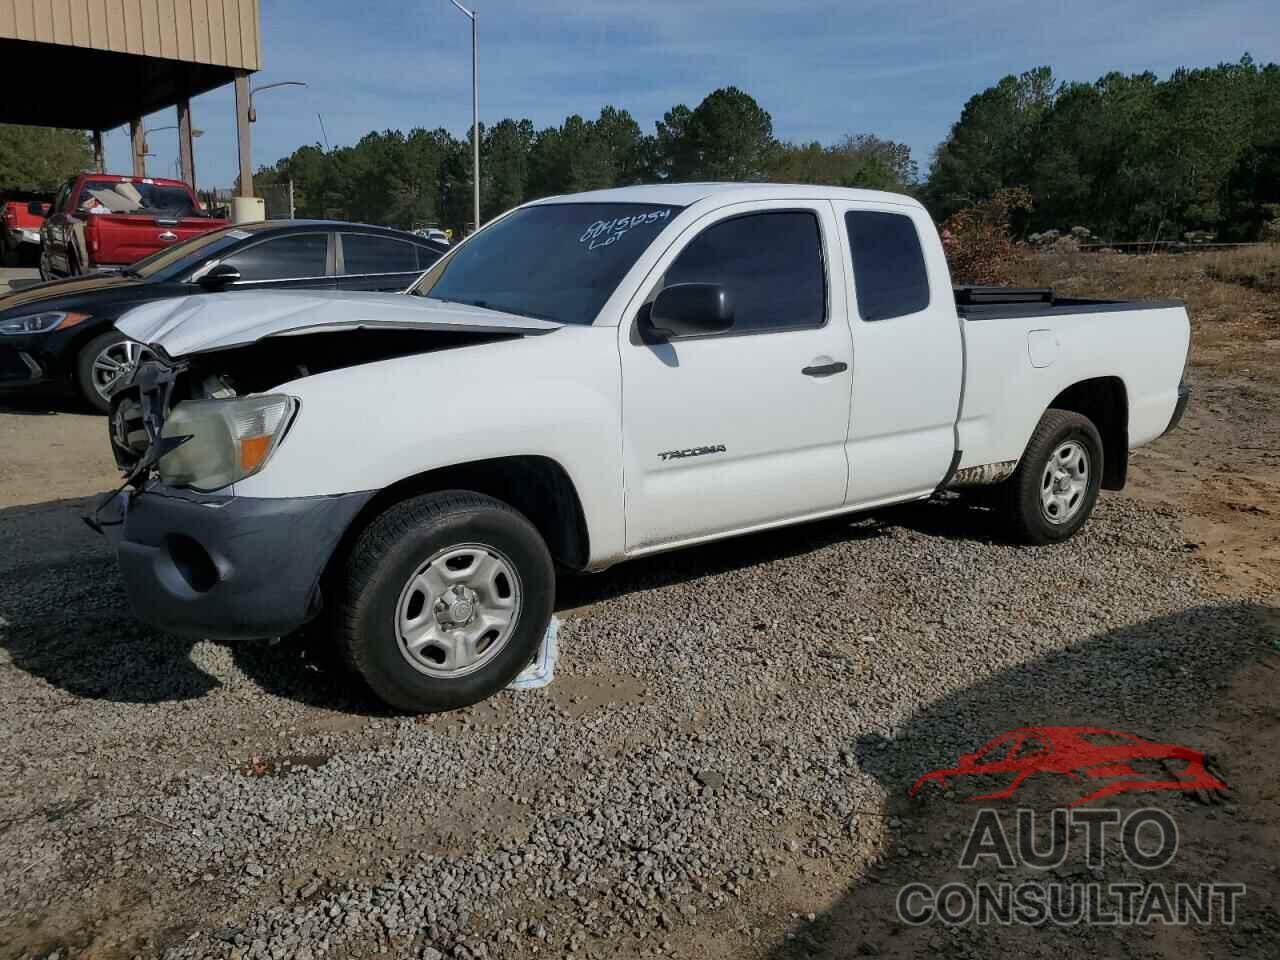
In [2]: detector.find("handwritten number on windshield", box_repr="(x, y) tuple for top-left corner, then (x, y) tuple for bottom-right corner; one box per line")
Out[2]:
(579, 208), (672, 250)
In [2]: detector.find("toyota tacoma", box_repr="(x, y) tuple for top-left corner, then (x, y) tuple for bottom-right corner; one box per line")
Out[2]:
(94, 184), (1192, 712)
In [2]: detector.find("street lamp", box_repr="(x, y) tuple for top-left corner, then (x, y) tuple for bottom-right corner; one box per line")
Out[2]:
(249, 80), (308, 122)
(448, 0), (480, 234)
(139, 124), (203, 175)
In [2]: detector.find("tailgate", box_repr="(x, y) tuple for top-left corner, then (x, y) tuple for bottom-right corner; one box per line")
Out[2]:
(5, 203), (47, 229)
(87, 215), (226, 266)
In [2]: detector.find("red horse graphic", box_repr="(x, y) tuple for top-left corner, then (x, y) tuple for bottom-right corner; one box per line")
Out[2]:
(909, 726), (1226, 807)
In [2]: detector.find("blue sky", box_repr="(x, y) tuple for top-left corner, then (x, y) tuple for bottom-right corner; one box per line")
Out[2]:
(105, 0), (1276, 188)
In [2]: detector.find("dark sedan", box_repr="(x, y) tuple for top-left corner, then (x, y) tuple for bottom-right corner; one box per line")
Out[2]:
(0, 220), (447, 411)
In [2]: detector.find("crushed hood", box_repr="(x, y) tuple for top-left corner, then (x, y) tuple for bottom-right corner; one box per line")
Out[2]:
(115, 289), (561, 357)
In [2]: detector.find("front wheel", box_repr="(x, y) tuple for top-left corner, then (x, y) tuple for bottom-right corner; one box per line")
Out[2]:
(1001, 409), (1103, 545)
(335, 491), (555, 712)
(76, 330), (141, 413)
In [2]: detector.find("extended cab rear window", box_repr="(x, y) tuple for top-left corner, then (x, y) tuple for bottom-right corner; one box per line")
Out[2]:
(845, 210), (930, 322)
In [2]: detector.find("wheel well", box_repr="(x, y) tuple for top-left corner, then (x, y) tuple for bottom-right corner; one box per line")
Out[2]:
(336, 455), (591, 572)
(1049, 377), (1129, 489)
(59, 320), (117, 380)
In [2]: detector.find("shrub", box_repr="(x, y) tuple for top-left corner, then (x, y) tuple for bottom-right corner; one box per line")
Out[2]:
(939, 187), (1034, 285)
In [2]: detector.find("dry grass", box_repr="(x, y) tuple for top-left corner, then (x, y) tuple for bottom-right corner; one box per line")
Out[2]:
(1010, 248), (1280, 377)
(1203, 245), (1280, 294)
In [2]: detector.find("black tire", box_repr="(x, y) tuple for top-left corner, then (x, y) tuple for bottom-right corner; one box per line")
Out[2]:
(75, 330), (128, 413)
(1001, 408), (1103, 545)
(1, 238), (17, 267)
(335, 491), (555, 712)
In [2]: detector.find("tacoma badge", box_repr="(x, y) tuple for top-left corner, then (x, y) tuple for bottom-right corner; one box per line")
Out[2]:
(658, 444), (727, 462)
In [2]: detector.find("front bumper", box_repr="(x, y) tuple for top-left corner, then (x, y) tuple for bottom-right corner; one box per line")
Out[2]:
(0, 344), (45, 384)
(1162, 381), (1191, 437)
(96, 483), (373, 640)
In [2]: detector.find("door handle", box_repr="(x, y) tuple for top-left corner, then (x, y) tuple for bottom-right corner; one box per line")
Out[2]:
(801, 360), (848, 378)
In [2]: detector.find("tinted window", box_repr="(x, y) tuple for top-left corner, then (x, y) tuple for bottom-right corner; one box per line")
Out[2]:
(419, 202), (681, 325)
(845, 211), (930, 321)
(663, 211), (824, 333)
(342, 234), (420, 275)
(223, 233), (328, 282)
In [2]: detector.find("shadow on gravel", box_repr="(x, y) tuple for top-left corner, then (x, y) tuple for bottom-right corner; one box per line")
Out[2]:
(557, 512), (891, 610)
(767, 601), (1280, 960)
(0, 495), (386, 712)
(555, 494), (1004, 611)
(0, 492), (1017, 711)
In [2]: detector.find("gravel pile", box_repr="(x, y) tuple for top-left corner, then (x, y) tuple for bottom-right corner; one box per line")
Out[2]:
(0, 494), (1235, 959)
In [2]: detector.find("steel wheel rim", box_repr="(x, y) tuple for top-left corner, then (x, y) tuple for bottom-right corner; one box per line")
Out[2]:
(1040, 439), (1090, 524)
(91, 339), (142, 401)
(394, 542), (523, 678)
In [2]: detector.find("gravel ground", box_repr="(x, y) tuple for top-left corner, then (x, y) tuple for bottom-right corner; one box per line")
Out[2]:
(2, 473), (1273, 959)
(3, 252), (1278, 959)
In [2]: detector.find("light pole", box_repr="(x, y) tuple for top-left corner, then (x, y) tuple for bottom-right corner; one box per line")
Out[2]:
(249, 80), (308, 123)
(139, 124), (203, 177)
(449, 0), (480, 233)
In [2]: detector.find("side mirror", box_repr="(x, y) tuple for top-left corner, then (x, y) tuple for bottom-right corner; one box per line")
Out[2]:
(642, 282), (734, 340)
(27, 201), (45, 216)
(197, 263), (241, 289)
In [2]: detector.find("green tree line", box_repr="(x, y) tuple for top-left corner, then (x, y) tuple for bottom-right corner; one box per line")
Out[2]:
(1, 55), (1274, 244)
(252, 86), (916, 233)
(0, 125), (92, 189)
(925, 56), (1280, 242)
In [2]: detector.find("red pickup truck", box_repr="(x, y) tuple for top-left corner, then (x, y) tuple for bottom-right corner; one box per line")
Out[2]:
(38, 174), (228, 279)
(1, 190), (52, 265)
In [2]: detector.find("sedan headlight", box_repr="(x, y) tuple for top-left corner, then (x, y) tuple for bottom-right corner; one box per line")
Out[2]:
(0, 311), (89, 335)
(158, 394), (298, 491)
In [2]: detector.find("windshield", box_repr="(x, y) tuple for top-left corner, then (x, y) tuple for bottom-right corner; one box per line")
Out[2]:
(126, 225), (259, 279)
(77, 179), (203, 216)
(413, 202), (682, 325)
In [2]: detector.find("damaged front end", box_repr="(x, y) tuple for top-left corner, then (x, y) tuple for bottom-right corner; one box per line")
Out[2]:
(88, 294), (564, 641)
(106, 324), (529, 487)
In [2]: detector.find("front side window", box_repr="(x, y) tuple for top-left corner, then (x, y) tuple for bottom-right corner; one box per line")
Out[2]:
(341, 234), (419, 274)
(663, 211), (825, 333)
(222, 233), (329, 282)
(845, 210), (930, 321)
(415, 202), (681, 325)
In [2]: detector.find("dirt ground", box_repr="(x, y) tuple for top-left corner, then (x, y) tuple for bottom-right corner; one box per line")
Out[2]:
(0, 250), (1276, 959)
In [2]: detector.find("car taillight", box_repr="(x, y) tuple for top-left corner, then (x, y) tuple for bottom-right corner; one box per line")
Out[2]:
(2, 209), (14, 224)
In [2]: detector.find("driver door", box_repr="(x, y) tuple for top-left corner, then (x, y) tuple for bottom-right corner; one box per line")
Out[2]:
(619, 202), (853, 552)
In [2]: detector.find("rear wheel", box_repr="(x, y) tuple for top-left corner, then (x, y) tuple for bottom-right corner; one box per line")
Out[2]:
(76, 330), (140, 413)
(1001, 409), (1103, 544)
(335, 491), (554, 712)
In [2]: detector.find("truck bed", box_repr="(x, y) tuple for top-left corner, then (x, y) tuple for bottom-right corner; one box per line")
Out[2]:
(955, 286), (1184, 320)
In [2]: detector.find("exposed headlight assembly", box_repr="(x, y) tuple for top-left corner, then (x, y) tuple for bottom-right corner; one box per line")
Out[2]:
(0, 311), (89, 335)
(158, 394), (298, 491)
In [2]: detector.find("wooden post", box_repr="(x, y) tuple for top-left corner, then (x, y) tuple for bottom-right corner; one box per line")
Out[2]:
(234, 71), (253, 197)
(92, 130), (104, 173)
(130, 118), (145, 177)
(177, 98), (196, 189)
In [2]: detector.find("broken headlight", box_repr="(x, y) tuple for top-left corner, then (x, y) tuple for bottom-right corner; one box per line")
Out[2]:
(158, 394), (298, 491)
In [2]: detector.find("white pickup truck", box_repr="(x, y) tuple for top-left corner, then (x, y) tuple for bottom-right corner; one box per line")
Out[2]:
(98, 183), (1191, 712)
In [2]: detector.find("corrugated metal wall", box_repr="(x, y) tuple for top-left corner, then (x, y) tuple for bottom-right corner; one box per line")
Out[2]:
(0, 0), (261, 71)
